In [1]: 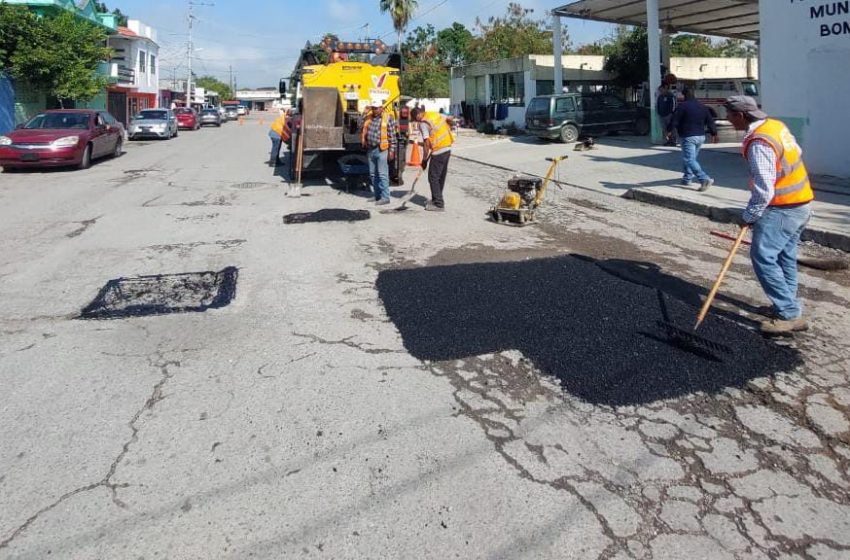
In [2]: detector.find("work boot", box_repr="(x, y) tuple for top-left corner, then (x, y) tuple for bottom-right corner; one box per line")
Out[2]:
(699, 178), (714, 192)
(760, 317), (808, 335)
(424, 201), (444, 212)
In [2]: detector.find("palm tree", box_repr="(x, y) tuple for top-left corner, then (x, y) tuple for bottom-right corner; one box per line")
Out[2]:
(379, 0), (418, 52)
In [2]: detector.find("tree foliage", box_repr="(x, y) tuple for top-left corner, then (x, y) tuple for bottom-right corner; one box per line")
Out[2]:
(4, 10), (112, 105)
(0, 4), (37, 71)
(401, 24), (448, 98)
(435, 22), (473, 66)
(602, 26), (648, 88)
(465, 3), (567, 63)
(670, 34), (716, 57)
(379, 0), (418, 48)
(196, 76), (233, 101)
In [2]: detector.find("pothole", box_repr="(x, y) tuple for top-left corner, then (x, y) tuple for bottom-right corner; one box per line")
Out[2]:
(78, 267), (238, 319)
(283, 209), (371, 224)
(229, 182), (273, 190)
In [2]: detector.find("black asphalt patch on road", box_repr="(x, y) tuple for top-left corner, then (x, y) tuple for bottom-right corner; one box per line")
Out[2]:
(283, 209), (371, 224)
(376, 255), (803, 407)
(79, 267), (238, 319)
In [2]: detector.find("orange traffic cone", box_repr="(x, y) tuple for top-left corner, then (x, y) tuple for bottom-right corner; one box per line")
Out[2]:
(407, 141), (422, 167)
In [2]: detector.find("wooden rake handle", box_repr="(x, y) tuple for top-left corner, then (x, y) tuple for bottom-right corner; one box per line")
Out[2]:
(695, 225), (750, 330)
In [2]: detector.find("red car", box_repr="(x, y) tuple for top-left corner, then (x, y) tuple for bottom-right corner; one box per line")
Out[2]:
(0, 109), (123, 171)
(175, 107), (200, 130)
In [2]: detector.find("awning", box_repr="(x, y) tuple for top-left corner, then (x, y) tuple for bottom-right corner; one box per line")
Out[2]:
(553, 0), (760, 41)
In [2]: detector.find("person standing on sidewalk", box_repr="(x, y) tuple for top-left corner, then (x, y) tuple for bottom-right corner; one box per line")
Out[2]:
(725, 96), (815, 335)
(668, 88), (718, 191)
(656, 84), (678, 146)
(412, 107), (455, 211)
(360, 99), (398, 206)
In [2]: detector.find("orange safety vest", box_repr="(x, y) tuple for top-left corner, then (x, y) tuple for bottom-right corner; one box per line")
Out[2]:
(743, 119), (814, 206)
(361, 111), (391, 151)
(271, 114), (286, 136)
(422, 111), (453, 151)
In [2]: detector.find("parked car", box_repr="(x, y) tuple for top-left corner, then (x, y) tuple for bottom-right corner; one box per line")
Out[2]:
(174, 107), (200, 130)
(525, 93), (650, 143)
(128, 108), (178, 140)
(0, 109), (123, 171)
(223, 106), (239, 120)
(199, 108), (222, 127)
(236, 105), (247, 116)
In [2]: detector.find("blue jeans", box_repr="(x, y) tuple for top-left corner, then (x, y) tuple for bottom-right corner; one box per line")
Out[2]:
(751, 204), (812, 319)
(367, 147), (390, 201)
(269, 130), (281, 164)
(681, 135), (710, 183)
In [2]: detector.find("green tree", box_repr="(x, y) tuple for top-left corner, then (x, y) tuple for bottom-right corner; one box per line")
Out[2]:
(465, 3), (566, 63)
(379, 0), (419, 51)
(435, 22), (473, 66)
(602, 26), (648, 88)
(670, 34), (718, 57)
(716, 38), (757, 58)
(0, 4), (38, 70)
(574, 42), (606, 56)
(196, 75), (233, 101)
(400, 24), (448, 98)
(10, 11), (112, 106)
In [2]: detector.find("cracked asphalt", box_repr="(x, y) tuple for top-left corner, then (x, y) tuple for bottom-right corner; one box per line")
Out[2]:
(1, 115), (849, 559)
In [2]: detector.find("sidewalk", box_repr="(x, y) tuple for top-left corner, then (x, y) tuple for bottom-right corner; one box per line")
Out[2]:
(452, 132), (850, 251)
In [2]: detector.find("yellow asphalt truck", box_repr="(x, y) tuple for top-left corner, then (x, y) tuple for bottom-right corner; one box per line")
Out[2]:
(281, 38), (408, 184)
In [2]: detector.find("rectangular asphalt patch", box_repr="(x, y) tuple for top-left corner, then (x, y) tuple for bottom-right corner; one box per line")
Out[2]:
(283, 209), (371, 224)
(79, 267), (238, 319)
(376, 255), (803, 407)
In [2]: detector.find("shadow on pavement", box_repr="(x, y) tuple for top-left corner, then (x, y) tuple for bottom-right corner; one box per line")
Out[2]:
(376, 254), (802, 407)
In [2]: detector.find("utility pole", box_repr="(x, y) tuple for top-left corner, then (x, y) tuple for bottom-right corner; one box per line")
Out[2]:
(186, 0), (214, 106)
(229, 65), (233, 95)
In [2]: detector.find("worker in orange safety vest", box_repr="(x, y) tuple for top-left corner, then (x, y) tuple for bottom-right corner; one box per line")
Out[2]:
(268, 110), (287, 166)
(725, 95), (815, 335)
(360, 98), (398, 205)
(411, 107), (455, 211)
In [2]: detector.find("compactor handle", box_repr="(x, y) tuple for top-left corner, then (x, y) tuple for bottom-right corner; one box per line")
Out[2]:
(545, 154), (570, 162)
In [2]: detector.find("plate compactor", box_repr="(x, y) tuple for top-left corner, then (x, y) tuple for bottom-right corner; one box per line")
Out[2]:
(488, 155), (568, 226)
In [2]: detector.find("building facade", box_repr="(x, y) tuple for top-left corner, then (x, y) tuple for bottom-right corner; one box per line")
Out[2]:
(760, 0), (850, 179)
(450, 54), (758, 129)
(106, 20), (160, 125)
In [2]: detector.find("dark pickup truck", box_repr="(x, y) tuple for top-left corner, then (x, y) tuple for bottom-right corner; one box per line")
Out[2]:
(525, 93), (650, 143)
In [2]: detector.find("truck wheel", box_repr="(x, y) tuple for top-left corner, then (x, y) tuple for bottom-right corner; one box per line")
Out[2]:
(559, 124), (579, 143)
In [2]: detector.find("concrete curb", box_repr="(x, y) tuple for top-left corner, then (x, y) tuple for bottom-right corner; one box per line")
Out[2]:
(624, 188), (850, 253)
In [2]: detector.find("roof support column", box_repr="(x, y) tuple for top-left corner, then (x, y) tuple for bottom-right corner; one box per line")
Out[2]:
(552, 13), (563, 93)
(646, 0), (662, 143)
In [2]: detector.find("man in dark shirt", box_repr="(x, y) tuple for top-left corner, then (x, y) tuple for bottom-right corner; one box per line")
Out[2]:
(667, 88), (718, 191)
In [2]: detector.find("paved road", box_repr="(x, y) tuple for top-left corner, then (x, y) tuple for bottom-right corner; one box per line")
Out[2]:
(1, 114), (849, 559)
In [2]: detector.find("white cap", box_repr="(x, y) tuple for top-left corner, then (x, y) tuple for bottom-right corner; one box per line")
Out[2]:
(369, 98), (384, 107)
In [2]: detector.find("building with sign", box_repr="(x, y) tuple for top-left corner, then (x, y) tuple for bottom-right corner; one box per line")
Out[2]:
(553, 0), (850, 179)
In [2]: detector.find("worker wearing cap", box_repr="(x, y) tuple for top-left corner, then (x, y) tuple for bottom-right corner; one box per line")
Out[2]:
(725, 96), (814, 335)
(360, 98), (398, 205)
(411, 107), (455, 211)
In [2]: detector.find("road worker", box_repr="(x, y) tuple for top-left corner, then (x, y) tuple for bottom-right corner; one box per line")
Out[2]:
(411, 107), (455, 211)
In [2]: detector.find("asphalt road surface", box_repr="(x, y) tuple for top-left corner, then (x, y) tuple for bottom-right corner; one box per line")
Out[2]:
(1, 115), (849, 559)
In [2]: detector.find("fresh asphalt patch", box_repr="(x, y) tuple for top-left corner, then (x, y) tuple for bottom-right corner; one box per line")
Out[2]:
(79, 267), (238, 319)
(283, 209), (371, 224)
(376, 254), (802, 407)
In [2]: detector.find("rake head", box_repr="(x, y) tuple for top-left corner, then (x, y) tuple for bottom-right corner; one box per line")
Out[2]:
(656, 320), (732, 357)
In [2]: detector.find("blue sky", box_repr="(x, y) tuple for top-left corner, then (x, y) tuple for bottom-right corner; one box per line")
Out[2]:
(107, 0), (614, 88)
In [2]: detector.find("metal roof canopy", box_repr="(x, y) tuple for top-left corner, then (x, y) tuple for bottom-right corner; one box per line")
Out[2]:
(553, 0), (760, 41)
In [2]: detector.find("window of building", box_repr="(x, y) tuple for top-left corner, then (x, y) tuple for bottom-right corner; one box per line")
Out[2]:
(150, 54), (156, 74)
(139, 50), (146, 73)
(489, 72), (525, 106)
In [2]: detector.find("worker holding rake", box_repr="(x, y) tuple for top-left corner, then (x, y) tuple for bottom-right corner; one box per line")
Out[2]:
(725, 96), (814, 335)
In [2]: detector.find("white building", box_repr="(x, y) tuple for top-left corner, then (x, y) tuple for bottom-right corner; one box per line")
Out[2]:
(106, 19), (160, 124)
(552, 0), (849, 180)
(761, 1), (850, 179)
